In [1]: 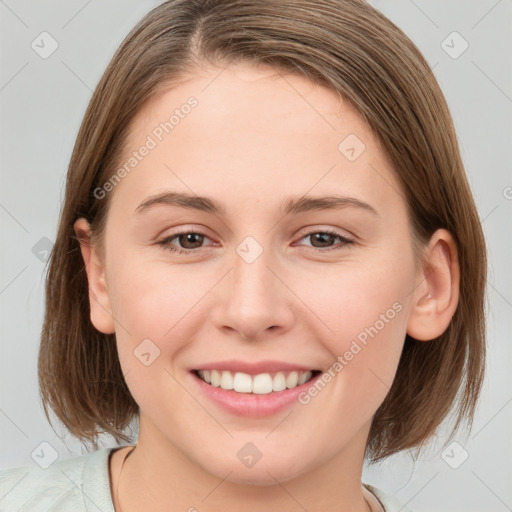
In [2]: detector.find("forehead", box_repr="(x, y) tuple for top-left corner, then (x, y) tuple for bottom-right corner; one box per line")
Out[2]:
(110, 62), (404, 218)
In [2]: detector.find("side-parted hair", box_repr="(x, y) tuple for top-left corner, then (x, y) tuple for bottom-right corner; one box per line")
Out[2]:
(38, 0), (487, 462)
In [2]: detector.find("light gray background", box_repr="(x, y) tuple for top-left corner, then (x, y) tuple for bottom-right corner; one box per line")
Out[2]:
(1, 1), (511, 511)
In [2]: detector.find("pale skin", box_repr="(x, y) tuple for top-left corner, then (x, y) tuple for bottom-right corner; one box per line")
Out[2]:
(74, 61), (459, 512)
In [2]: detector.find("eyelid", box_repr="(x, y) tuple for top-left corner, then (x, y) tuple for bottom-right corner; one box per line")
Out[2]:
(295, 224), (355, 240)
(156, 224), (215, 242)
(158, 224), (354, 242)
(293, 228), (355, 251)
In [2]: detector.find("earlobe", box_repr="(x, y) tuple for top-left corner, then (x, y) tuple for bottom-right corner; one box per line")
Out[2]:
(73, 218), (116, 335)
(406, 229), (460, 342)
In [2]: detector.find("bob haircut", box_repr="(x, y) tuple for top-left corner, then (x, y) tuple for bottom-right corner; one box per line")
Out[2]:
(38, 0), (487, 463)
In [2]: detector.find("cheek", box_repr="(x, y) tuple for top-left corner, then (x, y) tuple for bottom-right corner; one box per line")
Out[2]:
(107, 253), (215, 345)
(107, 241), (412, 353)
(304, 255), (412, 403)
(106, 256), (206, 410)
(300, 253), (411, 343)
(295, 295), (408, 439)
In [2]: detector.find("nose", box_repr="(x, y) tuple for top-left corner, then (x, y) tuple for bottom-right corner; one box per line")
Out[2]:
(212, 239), (295, 342)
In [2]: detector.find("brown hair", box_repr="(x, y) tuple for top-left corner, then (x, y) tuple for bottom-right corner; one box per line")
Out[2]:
(38, 0), (487, 462)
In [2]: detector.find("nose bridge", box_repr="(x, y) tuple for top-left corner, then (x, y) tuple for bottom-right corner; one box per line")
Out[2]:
(217, 233), (290, 339)
(231, 234), (277, 305)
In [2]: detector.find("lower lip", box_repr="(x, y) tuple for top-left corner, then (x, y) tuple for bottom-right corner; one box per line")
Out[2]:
(190, 371), (321, 418)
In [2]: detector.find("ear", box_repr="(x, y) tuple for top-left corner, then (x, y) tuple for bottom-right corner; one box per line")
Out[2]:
(406, 228), (460, 341)
(73, 218), (115, 334)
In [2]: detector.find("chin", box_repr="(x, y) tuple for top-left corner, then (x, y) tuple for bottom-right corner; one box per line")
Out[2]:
(204, 457), (308, 487)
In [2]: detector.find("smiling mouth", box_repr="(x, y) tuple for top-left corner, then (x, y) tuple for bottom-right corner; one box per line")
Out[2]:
(192, 369), (321, 394)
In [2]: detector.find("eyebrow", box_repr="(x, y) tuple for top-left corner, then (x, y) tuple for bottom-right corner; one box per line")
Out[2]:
(134, 191), (379, 217)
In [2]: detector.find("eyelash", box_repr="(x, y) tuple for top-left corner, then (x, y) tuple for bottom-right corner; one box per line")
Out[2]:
(156, 228), (354, 255)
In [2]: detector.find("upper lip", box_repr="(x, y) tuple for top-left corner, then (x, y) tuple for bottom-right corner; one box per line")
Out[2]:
(192, 360), (319, 375)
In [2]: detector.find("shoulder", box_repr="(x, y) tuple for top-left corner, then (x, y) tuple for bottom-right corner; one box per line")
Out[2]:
(363, 482), (414, 512)
(0, 447), (115, 512)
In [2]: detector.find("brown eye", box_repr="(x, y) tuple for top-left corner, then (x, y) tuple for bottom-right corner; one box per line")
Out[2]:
(157, 230), (212, 254)
(308, 232), (337, 248)
(157, 228), (354, 256)
(175, 232), (205, 249)
(298, 230), (354, 252)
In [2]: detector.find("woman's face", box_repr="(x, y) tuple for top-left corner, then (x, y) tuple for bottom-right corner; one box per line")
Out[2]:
(87, 62), (426, 484)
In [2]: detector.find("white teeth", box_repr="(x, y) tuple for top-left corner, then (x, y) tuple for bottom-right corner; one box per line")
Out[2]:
(196, 369), (316, 393)
(273, 372), (287, 391)
(220, 371), (234, 390)
(286, 371), (299, 388)
(233, 372), (252, 392)
(210, 370), (221, 387)
(298, 370), (313, 385)
(252, 373), (273, 394)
